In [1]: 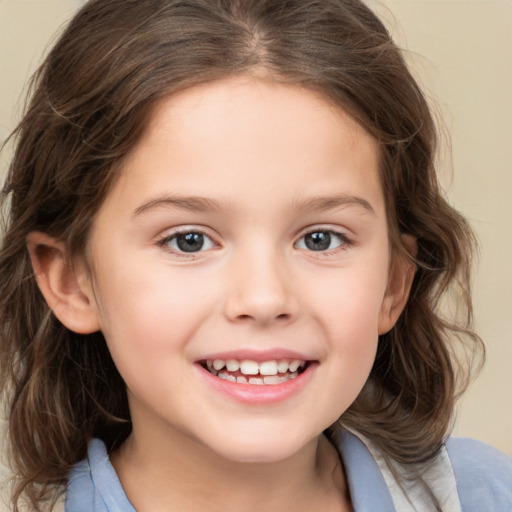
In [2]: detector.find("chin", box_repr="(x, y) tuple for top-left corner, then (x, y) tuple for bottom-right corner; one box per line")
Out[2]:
(199, 427), (315, 465)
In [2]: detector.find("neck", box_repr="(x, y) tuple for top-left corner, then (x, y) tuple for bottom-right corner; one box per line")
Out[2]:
(110, 423), (350, 512)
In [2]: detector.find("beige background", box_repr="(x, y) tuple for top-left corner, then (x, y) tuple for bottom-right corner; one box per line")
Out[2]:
(1, 0), (511, 507)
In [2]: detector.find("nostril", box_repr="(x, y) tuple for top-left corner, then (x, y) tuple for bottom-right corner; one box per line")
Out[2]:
(235, 312), (291, 322)
(224, 288), (298, 324)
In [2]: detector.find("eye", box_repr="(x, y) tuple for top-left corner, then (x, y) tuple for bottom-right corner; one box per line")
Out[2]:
(295, 230), (346, 252)
(160, 230), (216, 253)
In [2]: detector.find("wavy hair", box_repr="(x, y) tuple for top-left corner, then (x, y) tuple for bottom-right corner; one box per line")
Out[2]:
(0, 0), (482, 509)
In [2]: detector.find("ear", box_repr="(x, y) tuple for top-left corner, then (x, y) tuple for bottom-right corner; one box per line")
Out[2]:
(26, 232), (101, 334)
(378, 234), (417, 335)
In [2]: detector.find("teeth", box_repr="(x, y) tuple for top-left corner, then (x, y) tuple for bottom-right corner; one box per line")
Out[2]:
(204, 358), (307, 385)
(226, 359), (240, 372)
(218, 371), (236, 382)
(240, 360), (259, 375)
(259, 361), (278, 376)
(277, 360), (289, 373)
(263, 375), (289, 385)
(289, 360), (301, 372)
(213, 359), (225, 371)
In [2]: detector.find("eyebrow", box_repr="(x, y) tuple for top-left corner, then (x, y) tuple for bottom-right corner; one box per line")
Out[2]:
(293, 194), (375, 215)
(133, 193), (375, 217)
(133, 195), (224, 217)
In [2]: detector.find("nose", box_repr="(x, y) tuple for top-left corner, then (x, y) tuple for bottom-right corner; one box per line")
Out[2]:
(223, 248), (299, 325)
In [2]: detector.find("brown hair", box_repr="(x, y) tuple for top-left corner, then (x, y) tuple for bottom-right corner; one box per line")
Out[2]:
(0, 0), (482, 509)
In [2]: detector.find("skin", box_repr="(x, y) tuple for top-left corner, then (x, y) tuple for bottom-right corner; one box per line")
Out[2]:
(28, 76), (414, 511)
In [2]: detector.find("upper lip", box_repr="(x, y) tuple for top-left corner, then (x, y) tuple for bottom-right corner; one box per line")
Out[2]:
(196, 349), (315, 363)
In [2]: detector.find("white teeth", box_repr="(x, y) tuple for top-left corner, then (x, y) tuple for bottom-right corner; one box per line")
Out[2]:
(263, 375), (288, 385)
(240, 360), (259, 375)
(277, 360), (289, 373)
(289, 360), (301, 372)
(213, 359), (225, 371)
(259, 360), (278, 376)
(204, 358), (307, 385)
(218, 371), (236, 382)
(226, 359), (240, 372)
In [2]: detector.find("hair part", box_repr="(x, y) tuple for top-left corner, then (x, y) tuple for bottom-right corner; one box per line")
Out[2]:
(0, 0), (483, 509)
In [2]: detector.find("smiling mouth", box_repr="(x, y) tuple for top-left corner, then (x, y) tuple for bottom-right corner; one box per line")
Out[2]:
(200, 359), (309, 385)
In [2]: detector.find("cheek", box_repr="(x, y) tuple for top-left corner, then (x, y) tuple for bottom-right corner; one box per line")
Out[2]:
(91, 262), (219, 370)
(309, 264), (389, 336)
(304, 262), (389, 391)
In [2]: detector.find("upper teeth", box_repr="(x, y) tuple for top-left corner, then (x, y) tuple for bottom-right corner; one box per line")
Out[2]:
(207, 359), (305, 376)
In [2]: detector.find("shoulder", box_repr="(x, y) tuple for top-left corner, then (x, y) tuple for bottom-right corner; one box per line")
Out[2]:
(445, 437), (512, 511)
(65, 439), (105, 512)
(338, 427), (512, 511)
(65, 439), (135, 512)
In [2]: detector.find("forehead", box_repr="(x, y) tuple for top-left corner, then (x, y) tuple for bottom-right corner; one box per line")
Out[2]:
(106, 76), (384, 218)
(141, 76), (377, 158)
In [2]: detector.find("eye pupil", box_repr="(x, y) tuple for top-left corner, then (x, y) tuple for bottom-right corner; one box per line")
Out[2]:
(305, 231), (331, 251)
(176, 232), (204, 252)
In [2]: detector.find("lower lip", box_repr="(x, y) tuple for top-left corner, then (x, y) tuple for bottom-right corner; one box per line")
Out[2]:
(196, 363), (316, 405)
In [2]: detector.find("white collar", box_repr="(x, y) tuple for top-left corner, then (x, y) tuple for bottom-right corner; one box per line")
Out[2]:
(343, 426), (461, 512)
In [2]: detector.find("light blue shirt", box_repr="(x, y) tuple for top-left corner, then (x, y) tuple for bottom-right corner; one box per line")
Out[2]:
(65, 430), (512, 511)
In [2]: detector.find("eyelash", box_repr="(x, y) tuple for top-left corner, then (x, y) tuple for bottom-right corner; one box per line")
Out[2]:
(157, 229), (218, 257)
(157, 227), (352, 257)
(294, 228), (352, 255)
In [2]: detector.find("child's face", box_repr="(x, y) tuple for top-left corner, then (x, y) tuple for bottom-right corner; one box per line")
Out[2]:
(84, 76), (407, 463)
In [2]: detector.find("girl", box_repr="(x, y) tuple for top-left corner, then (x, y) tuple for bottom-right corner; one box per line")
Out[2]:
(1, 0), (511, 511)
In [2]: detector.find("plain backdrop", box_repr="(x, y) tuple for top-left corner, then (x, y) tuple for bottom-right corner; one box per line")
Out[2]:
(1, 0), (511, 508)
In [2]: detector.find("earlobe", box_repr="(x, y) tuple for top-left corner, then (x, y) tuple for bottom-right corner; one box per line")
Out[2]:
(378, 235), (417, 335)
(26, 232), (101, 334)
